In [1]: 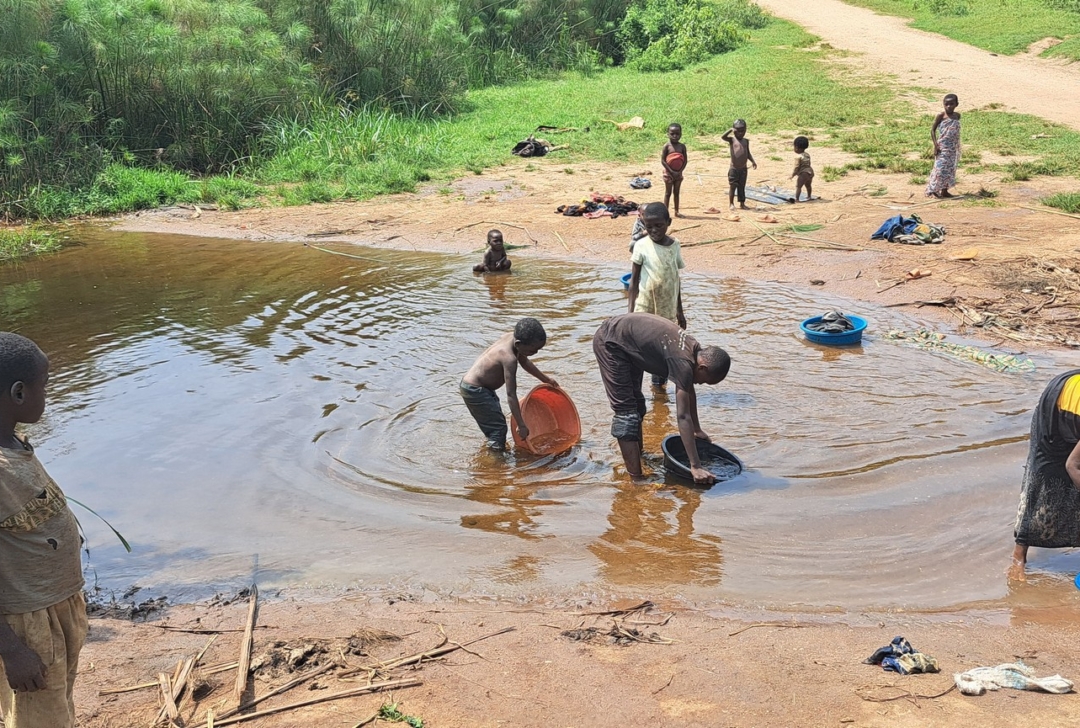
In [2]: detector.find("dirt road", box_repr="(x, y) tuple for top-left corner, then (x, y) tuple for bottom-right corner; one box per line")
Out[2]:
(756, 0), (1080, 130)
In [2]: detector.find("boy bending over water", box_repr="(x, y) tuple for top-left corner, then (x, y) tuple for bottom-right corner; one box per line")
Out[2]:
(473, 229), (512, 273)
(0, 332), (88, 728)
(461, 318), (558, 450)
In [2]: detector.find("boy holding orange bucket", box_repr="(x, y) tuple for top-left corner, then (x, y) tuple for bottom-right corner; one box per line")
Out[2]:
(460, 318), (558, 450)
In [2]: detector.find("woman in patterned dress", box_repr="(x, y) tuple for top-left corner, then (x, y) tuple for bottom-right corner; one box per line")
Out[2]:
(1009, 370), (1080, 580)
(926, 93), (961, 198)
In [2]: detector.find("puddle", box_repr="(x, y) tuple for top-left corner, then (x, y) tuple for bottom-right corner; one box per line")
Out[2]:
(6, 227), (1080, 612)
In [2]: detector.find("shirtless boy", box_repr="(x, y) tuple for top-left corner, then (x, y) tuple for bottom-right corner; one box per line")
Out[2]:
(473, 229), (512, 273)
(460, 318), (557, 450)
(721, 120), (756, 210)
(660, 123), (688, 217)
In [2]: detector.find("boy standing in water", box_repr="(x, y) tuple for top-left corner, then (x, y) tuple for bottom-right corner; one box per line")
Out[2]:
(0, 332), (87, 728)
(473, 229), (512, 273)
(627, 202), (686, 389)
(461, 318), (558, 450)
(721, 120), (756, 210)
(791, 136), (814, 202)
(660, 123), (688, 218)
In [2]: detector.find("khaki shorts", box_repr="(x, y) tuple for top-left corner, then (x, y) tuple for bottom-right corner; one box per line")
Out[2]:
(0, 591), (87, 728)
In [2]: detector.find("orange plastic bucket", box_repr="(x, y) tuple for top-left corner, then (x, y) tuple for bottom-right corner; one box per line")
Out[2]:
(510, 384), (581, 455)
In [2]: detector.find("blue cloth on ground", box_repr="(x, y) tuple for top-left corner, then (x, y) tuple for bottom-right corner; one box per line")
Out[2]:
(870, 215), (919, 241)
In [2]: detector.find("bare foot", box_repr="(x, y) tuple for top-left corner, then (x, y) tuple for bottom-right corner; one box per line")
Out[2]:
(1007, 560), (1027, 582)
(739, 203), (750, 210)
(940, 190), (954, 198)
(674, 211), (682, 218)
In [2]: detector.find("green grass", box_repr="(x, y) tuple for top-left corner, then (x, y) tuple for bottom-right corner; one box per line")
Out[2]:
(11, 15), (1080, 225)
(1042, 191), (1080, 213)
(840, 0), (1080, 59)
(0, 226), (63, 261)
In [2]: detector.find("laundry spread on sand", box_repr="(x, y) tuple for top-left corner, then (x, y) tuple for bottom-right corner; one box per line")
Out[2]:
(512, 135), (566, 157)
(870, 213), (945, 245)
(864, 636), (940, 675)
(744, 185), (819, 205)
(557, 193), (639, 219)
(883, 329), (1035, 374)
(955, 664), (1073, 696)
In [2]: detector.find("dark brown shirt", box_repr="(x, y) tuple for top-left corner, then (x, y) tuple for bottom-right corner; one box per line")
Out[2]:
(597, 313), (699, 391)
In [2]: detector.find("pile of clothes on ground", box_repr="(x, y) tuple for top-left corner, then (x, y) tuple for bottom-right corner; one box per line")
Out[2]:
(805, 311), (855, 333)
(556, 192), (639, 219)
(870, 213), (946, 245)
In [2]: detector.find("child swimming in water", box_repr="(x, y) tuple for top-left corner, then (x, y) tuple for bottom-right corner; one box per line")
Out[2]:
(473, 229), (512, 273)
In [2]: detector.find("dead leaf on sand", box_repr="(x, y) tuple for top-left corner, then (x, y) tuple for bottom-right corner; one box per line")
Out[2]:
(950, 248), (978, 261)
(758, 214), (778, 223)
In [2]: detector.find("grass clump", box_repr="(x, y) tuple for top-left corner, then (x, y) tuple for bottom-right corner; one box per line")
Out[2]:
(840, 0), (1080, 59)
(378, 703), (423, 728)
(0, 226), (63, 261)
(1042, 192), (1080, 213)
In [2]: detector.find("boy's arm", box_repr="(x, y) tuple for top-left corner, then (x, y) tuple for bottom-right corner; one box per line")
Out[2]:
(519, 355), (557, 388)
(676, 291), (686, 330)
(0, 620), (47, 692)
(675, 386), (715, 485)
(627, 262), (642, 314)
(930, 112), (944, 152)
(503, 359), (529, 440)
(792, 156), (801, 178)
(747, 140), (757, 169)
(1066, 440), (1080, 489)
(721, 129), (733, 142)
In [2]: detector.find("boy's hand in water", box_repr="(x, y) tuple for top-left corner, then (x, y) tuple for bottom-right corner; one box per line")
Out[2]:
(677, 311), (687, 330)
(694, 429), (711, 442)
(518, 424), (530, 441)
(691, 466), (716, 485)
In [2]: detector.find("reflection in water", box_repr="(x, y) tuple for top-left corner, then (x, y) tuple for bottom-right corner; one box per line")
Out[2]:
(590, 483), (721, 587)
(4, 228), (1080, 611)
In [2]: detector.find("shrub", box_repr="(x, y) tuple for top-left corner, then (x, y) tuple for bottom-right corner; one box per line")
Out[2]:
(618, 0), (765, 72)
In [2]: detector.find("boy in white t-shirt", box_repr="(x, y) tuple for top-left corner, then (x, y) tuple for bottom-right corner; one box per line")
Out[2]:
(626, 202), (686, 388)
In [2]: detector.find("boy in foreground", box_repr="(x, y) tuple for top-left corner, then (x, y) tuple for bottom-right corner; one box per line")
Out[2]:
(593, 313), (730, 484)
(721, 120), (756, 210)
(473, 229), (512, 273)
(461, 318), (558, 450)
(0, 332), (87, 728)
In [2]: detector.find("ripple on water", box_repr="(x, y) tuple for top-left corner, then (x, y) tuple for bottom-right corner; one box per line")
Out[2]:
(7, 229), (1080, 612)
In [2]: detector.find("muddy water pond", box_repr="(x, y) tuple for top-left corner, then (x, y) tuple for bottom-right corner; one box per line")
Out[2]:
(6, 228), (1080, 613)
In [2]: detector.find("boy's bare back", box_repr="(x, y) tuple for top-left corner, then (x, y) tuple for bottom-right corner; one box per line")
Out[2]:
(463, 333), (518, 390)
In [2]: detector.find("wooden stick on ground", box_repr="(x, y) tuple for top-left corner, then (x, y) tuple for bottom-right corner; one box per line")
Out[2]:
(340, 626), (515, 678)
(728, 623), (805, 637)
(212, 661), (339, 722)
(155, 657), (196, 726)
(194, 679), (422, 728)
(233, 585), (259, 709)
(554, 231), (570, 252)
(1019, 205), (1080, 222)
(751, 222), (783, 246)
(158, 672), (179, 725)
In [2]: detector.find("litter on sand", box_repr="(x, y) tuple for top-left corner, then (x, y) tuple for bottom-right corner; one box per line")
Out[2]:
(512, 136), (567, 157)
(883, 329), (1036, 373)
(864, 636), (940, 675)
(954, 663), (1074, 696)
(744, 185), (820, 205)
(600, 116), (645, 131)
(629, 177), (652, 189)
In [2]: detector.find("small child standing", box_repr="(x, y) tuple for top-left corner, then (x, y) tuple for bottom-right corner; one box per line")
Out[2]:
(473, 229), (512, 273)
(660, 123), (688, 218)
(721, 120), (756, 210)
(460, 318), (558, 450)
(791, 136), (814, 202)
(926, 93), (961, 199)
(0, 332), (87, 728)
(627, 202), (686, 389)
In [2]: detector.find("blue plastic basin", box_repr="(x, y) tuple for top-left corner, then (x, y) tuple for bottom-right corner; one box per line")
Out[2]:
(800, 314), (868, 346)
(621, 272), (632, 290)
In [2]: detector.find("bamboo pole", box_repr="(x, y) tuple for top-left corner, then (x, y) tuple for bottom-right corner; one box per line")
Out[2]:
(232, 586), (259, 709)
(194, 679), (422, 728)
